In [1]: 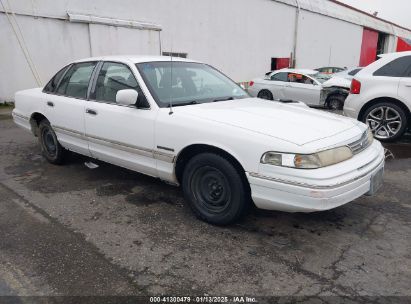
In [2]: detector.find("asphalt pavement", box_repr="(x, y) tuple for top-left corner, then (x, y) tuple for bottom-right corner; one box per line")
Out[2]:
(0, 110), (410, 301)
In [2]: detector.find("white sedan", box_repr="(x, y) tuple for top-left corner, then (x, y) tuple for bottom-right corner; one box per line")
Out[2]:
(13, 56), (385, 225)
(248, 69), (328, 105)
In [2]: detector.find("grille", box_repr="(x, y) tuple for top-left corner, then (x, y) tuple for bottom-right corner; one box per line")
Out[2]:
(347, 131), (370, 155)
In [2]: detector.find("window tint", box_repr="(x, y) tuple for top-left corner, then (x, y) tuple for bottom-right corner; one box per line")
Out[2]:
(271, 72), (288, 82)
(348, 68), (361, 76)
(288, 73), (314, 85)
(43, 65), (70, 93)
(56, 62), (96, 98)
(92, 62), (140, 103)
(373, 56), (411, 77)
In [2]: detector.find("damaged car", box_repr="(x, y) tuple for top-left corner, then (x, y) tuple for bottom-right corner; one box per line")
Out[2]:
(319, 67), (363, 109)
(249, 69), (351, 109)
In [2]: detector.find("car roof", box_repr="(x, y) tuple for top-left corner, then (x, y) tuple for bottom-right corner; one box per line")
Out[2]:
(377, 51), (411, 59)
(272, 68), (319, 75)
(316, 66), (344, 69)
(73, 55), (201, 64)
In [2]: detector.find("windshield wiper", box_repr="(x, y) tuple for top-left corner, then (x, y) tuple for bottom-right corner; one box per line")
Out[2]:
(172, 100), (199, 107)
(213, 97), (234, 102)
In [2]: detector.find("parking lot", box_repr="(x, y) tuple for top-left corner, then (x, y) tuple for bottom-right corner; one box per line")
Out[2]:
(0, 108), (410, 298)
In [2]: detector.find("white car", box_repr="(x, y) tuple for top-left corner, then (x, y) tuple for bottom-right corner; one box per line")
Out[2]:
(333, 67), (363, 80)
(13, 56), (385, 225)
(248, 69), (350, 109)
(344, 52), (411, 142)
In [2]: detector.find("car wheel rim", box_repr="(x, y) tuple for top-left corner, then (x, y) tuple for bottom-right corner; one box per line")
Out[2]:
(366, 106), (402, 140)
(42, 127), (57, 156)
(191, 166), (231, 214)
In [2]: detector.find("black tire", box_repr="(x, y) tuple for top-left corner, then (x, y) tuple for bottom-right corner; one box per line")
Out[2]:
(38, 119), (66, 165)
(182, 153), (249, 225)
(327, 94), (345, 110)
(257, 90), (273, 100)
(362, 102), (408, 142)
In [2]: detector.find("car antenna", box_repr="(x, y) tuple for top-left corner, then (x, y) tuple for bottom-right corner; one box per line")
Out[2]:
(168, 44), (174, 115)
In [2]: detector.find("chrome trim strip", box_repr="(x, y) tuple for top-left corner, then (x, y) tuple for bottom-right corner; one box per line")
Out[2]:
(13, 113), (29, 120)
(53, 125), (175, 163)
(157, 145), (175, 152)
(248, 158), (384, 190)
(153, 151), (176, 163)
(87, 136), (153, 158)
(53, 126), (86, 139)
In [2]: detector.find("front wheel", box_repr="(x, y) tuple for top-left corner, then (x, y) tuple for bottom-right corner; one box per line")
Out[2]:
(257, 90), (273, 100)
(38, 120), (66, 164)
(182, 153), (249, 225)
(363, 102), (408, 142)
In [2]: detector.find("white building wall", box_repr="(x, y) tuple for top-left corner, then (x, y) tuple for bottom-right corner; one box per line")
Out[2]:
(0, 14), (91, 101)
(296, 10), (363, 69)
(2, 0), (411, 101)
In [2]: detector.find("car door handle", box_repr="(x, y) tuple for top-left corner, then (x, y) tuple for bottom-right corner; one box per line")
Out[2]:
(405, 84), (411, 87)
(86, 109), (97, 115)
(47, 101), (54, 107)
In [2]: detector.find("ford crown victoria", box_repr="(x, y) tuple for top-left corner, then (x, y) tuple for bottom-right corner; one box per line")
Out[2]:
(13, 56), (385, 225)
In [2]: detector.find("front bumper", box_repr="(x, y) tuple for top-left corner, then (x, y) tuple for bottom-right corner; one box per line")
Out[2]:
(247, 142), (385, 212)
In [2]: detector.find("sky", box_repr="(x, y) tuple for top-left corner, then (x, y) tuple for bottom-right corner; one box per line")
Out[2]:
(336, 0), (411, 29)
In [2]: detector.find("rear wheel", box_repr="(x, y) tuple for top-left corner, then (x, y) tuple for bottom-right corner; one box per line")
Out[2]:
(38, 120), (66, 164)
(182, 153), (249, 225)
(327, 94), (345, 110)
(363, 102), (408, 142)
(257, 90), (273, 100)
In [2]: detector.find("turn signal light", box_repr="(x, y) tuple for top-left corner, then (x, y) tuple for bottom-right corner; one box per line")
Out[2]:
(249, 81), (254, 87)
(350, 79), (361, 94)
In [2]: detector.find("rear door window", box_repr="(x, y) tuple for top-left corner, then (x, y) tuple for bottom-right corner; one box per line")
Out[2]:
(43, 65), (71, 93)
(56, 62), (97, 99)
(373, 56), (411, 77)
(271, 72), (288, 82)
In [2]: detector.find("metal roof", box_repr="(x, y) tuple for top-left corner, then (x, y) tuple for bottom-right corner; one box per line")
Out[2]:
(273, 0), (411, 39)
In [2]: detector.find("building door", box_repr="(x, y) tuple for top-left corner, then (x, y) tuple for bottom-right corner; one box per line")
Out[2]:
(271, 58), (290, 71)
(359, 28), (379, 67)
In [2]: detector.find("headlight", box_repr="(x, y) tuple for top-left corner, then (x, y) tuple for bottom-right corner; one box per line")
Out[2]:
(261, 146), (353, 169)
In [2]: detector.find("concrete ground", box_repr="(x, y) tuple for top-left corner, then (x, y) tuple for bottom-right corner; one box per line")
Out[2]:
(0, 110), (410, 300)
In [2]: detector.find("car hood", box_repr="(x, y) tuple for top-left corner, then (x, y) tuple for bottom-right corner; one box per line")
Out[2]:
(322, 77), (351, 89)
(175, 98), (362, 146)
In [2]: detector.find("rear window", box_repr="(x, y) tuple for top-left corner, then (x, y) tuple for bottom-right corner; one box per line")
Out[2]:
(373, 56), (411, 77)
(43, 65), (70, 93)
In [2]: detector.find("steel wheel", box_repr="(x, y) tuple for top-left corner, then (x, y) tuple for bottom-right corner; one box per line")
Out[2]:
(38, 119), (66, 164)
(182, 153), (249, 225)
(366, 106), (402, 140)
(42, 127), (58, 157)
(191, 166), (231, 214)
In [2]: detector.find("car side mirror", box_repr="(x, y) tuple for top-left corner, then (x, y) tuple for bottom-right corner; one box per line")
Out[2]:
(116, 89), (138, 106)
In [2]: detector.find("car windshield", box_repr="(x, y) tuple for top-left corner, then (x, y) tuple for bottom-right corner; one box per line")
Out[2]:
(136, 61), (249, 107)
(309, 73), (331, 83)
